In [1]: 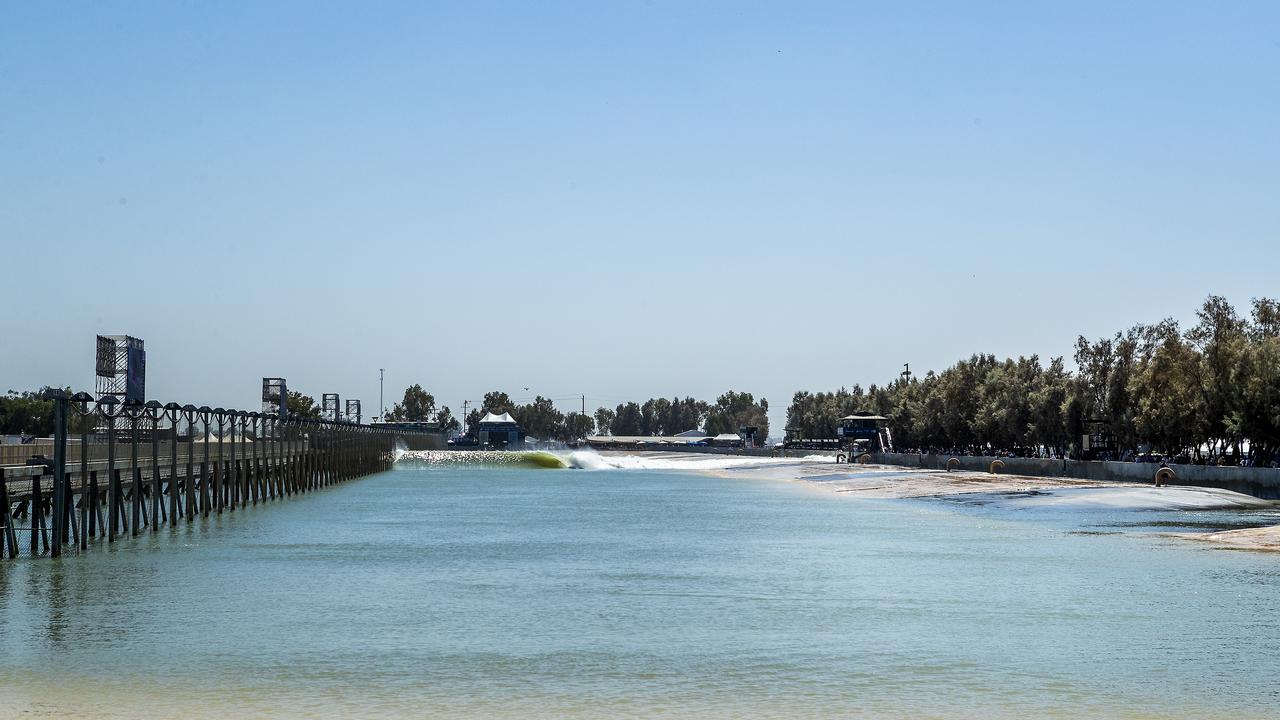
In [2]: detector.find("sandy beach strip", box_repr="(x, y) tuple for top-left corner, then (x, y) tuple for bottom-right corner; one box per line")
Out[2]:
(607, 452), (1280, 550)
(1178, 525), (1280, 552)
(680, 453), (1271, 506)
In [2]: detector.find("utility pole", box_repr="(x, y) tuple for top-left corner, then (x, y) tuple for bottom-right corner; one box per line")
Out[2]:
(379, 369), (385, 422)
(901, 363), (912, 383)
(582, 394), (585, 417)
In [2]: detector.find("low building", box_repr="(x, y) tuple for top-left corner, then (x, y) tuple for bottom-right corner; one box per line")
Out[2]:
(474, 411), (522, 449)
(709, 433), (744, 448)
(837, 412), (892, 452)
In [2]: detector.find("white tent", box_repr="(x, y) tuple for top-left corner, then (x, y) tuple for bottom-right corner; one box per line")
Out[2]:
(479, 411), (517, 424)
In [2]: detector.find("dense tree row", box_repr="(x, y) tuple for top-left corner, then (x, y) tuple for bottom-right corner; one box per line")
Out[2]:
(0, 387), (63, 436)
(598, 392), (770, 442)
(599, 397), (709, 437)
(464, 391), (581, 442)
(786, 296), (1280, 464)
(454, 390), (771, 444)
(9, 296), (1273, 463)
(383, 384), (461, 432)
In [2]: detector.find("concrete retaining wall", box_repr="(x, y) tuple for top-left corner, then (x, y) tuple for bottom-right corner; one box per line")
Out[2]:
(870, 452), (1280, 500)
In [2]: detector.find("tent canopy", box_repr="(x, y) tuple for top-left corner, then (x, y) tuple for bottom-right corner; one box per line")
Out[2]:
(478, 411), (517, 425)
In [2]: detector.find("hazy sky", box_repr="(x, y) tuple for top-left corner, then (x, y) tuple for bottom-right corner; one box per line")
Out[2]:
(2, 2), (1277, 433)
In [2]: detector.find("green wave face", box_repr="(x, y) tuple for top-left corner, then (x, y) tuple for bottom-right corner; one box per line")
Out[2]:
(523, 450), (570, 469)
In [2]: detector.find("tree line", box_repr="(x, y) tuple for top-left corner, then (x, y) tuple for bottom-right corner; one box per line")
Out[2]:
(0, 387), (64, 437)
(786, 296), (1280, 464)
(451, 390), (770, 444)
(8, 295), (1274, 462)
(593, 392), (769, 440)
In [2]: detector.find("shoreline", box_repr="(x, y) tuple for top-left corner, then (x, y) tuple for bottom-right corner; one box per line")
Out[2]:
(1176, 525), (1280, 552)
(603, 450), (1280, 551)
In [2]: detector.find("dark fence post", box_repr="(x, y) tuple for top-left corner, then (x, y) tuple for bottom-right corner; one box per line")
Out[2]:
(146, 401), (163, 531)
(0, 468), (15, 558)
(214, 409), (226, 513)
(163, 403), (182, 527)
(51, 391), (68, 557)
(100, 396), (121, 542)
(126, 400), (144, 536)
(229, 411), (239, 510)
(73, 393), (94, 550)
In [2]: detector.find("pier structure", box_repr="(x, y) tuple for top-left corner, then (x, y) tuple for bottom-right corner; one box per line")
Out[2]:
(0, 391), (443, 560)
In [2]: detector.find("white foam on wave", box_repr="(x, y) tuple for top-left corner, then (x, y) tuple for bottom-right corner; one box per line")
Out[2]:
(392, 448), (838, 473)
(565, 450), (835, 471)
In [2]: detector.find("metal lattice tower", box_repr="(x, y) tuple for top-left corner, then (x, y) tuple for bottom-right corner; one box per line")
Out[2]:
(262, 378), (288, 419)
(94, 335), (145, 403)
(322, 393), (341, 422)
(345, 399), (362, 424)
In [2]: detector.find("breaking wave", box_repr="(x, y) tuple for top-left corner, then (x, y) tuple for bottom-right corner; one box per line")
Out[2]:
(396, 449), (835, 472)
(397, 450), (570, 469)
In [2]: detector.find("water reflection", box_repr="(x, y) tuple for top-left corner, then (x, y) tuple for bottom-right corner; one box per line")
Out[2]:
(0, 465), (1276, 720)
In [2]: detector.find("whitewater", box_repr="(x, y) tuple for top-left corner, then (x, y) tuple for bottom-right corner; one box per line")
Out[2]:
(393, 449), (1280, 516)
(396, 449), (837, 471)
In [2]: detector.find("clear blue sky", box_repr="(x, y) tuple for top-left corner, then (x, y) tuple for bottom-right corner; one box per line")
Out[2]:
(2, 2), (1277, 434)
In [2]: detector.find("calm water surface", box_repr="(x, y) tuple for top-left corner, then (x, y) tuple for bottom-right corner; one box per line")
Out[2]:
(2, 460), (1279, 718)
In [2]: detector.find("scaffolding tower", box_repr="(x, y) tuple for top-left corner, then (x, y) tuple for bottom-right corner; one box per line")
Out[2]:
(322, 393), (341, 422)
(95, 335), (145, 403)
(262, 377), (288, 419)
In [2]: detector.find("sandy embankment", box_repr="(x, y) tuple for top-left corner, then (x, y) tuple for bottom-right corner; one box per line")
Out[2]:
(695, 454), (1270, 506)
(1179, 525), (1280, 552)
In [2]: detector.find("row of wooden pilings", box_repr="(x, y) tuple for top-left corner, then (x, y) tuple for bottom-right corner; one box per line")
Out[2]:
(0, 392), (423, 560)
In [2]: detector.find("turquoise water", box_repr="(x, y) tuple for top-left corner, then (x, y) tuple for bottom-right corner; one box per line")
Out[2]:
(2, 458), (1279, 718)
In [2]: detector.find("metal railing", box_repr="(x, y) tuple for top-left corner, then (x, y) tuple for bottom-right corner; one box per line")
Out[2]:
(0, 392), (442, 559)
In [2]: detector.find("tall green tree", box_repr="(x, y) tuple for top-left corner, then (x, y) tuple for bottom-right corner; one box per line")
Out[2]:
(704, 391), (769, 445)
(1188, 295), (1248, 457)
(561, 412), (595, 441)
(0, 387), (62, 436)
(385, 384), (437, 422)
(593, 406), (616, 436)
(513, 396), (563, 440)
(286, 391), (322, 420)
(436, 406), (461, 433)
(612, 402), (643, 436)
(1130, 328), (1205, 455)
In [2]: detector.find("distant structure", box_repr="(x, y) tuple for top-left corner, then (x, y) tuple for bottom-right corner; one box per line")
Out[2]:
(474, 411), (522, 449)
(94, 335), (145, 403)
(345, 399), (362, 424)
(322, 393), (341, 422)
(584, 433), (710, 450)
(837, 412), (893, 452)
(262, 378), (288, 419)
